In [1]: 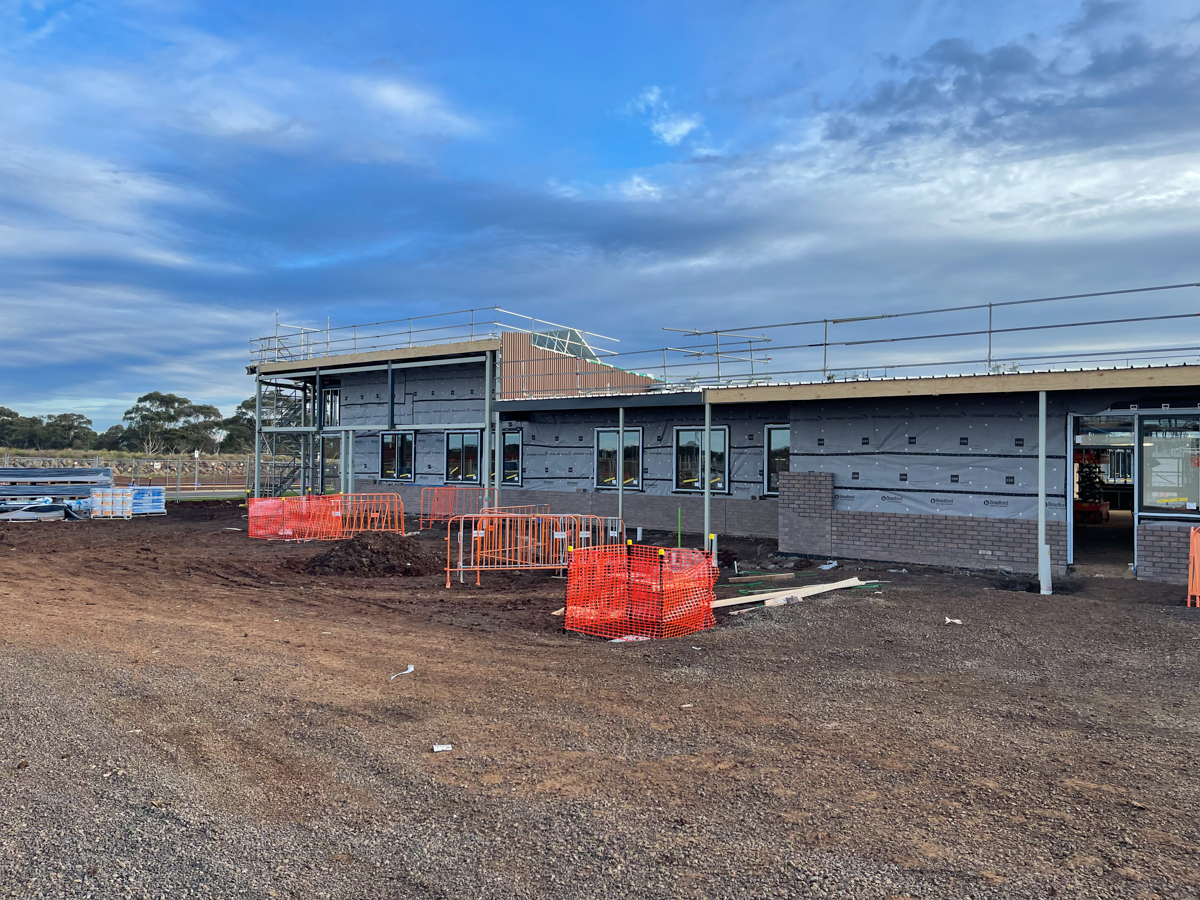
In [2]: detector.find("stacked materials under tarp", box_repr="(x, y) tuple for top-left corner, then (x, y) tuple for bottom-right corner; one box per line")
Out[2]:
(0, 467), (113, 521)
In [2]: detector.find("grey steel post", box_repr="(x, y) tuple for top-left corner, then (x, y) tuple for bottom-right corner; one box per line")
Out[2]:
(253, 373), (262, 497)
(482, 351), (492, 497)
(387, 361), (395, 431)
(617, 406), (625, 523)
(1037, 390), (1052, 594)
(703, 401), (712, 550)
(493, 410), (502, 504)
(347, 430), (356, 494)
(176, 456), (182, 499)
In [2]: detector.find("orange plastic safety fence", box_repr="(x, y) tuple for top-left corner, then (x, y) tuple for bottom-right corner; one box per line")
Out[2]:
(341, 493), (406, 536)
(248, 495), (343, 541)
(1188, 527), (1200, 608)
(420, 486), (498, 529)
(445, 514), (624, 586)
(564, 544), (717, 640)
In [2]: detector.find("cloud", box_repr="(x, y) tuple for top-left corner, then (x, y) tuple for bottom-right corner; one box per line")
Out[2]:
(354, 79), (480, 138)
(650, 113), (703, 146)
(618, 176), (663, 201)
(627, 84), (705, 147)
(1065, 0), (1135, 37)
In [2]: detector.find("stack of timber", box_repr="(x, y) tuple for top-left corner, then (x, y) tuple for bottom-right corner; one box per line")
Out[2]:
(0, 467), (113, 521)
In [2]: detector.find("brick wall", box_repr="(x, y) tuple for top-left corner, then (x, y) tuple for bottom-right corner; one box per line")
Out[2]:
(1136, 520), (1193, 585)
(777, 471), (1067, 574)
(778, 471), (833, 556)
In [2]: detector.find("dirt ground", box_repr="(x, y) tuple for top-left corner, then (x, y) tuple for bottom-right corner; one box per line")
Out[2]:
(1, 501), (1198, 900)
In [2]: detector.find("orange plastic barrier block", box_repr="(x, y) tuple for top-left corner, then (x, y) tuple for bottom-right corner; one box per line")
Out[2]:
(565, 544), (717, 640)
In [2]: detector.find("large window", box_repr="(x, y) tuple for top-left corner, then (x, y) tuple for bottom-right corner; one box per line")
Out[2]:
(765, 425), (790, 495)
(445, 431), (480, 483)
(322, 388), (340, 427)
(503, 431), (522, 484)
(1141, 416), (1200, 513)
(595, 427), (642, 490)
(380, 432), (414, 481)
(674, 426), (728, 492)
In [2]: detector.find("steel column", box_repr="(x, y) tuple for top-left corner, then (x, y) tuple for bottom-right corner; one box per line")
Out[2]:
(387, 361), (395, 431)
(253, 374), (262, 498)
(483, 350), (492, 496)
(1038, 390), (1052, 594)
(703, 402), (712, 550)
(617, 406), (625, 523)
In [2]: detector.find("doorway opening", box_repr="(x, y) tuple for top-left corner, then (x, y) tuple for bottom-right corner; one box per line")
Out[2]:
(1072, 416), (1134, 575)
(319, 435), (342, 495)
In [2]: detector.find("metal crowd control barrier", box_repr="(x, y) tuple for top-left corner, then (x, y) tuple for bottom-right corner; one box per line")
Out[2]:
(249, 493), (405, 541)
(446, 513), (625, 586)
(420, 486), (499, 529)
(478, 504), (550, 517)
(341, 493), (406, 535)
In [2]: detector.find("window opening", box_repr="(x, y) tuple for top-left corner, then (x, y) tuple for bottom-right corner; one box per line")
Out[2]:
(445, 431), (480, 483)
(503, 431), (522, 485)
(380, 432), (414, 481)
(595, 428), (642, 490)
(674, 427), (728, 492)
(1140, 416), (1200, 513)
(765, 426), (790, 495)
(322, 388), (340, 428)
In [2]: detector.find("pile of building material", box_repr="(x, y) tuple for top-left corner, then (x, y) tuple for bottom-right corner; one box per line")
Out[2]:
(0, 467), (113, 521)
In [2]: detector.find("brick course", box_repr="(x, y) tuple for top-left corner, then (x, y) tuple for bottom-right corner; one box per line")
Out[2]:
(778, 471), (1067, 574)
(1136, 520), (1193, 585)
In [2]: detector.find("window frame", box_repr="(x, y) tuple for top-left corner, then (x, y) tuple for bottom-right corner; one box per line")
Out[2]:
(1138, 415), (1200, 515)
(763, 424), (790, 496)
(672, 425), (730, 493)
(444, 430), (482, 484)
(593, 426), (644, 491)
(379, 431), (415, 482)
(502, 430), (523, 486)
(322, 388), (340, 428)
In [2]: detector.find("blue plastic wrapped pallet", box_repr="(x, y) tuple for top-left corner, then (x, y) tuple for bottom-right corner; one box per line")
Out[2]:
(131, 486), (166, 515)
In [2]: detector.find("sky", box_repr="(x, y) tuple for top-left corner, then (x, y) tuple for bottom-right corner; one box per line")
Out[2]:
(1, 0), (1199, 426)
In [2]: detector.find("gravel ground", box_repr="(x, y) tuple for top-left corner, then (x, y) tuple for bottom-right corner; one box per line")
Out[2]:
(1, 501), (1198, 899)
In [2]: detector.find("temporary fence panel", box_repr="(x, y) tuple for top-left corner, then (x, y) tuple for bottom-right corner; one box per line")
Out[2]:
(420, 486), (499, 529)
(1189, 527), (1200, 608)
(564, 544), (717, 640)
(248, 495), (343, 541)
(341, 493), (406, 536)
(478, 504), (551, 517)
(445, 514), (624, 586)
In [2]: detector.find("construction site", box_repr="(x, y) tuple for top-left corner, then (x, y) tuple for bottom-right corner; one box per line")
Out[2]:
(4, 287), (1200, 899)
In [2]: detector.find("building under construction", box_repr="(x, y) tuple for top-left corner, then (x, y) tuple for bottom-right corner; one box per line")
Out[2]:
(247, 289), (1200, 584)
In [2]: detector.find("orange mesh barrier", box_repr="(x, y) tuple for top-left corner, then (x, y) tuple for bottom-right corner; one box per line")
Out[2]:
(564, 544), (717, 640)
(420, 486), (498, 529)
(445, 514), (625, 586)
(341, 493), (406, 536)
(1189, 527), (1200, 607)
(248, 495), (343, 541)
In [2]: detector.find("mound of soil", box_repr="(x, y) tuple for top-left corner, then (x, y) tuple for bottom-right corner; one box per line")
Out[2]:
(303, 533), (443, 577)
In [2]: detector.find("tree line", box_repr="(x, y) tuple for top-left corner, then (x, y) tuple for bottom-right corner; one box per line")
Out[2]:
(0, 392), (256, 455)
